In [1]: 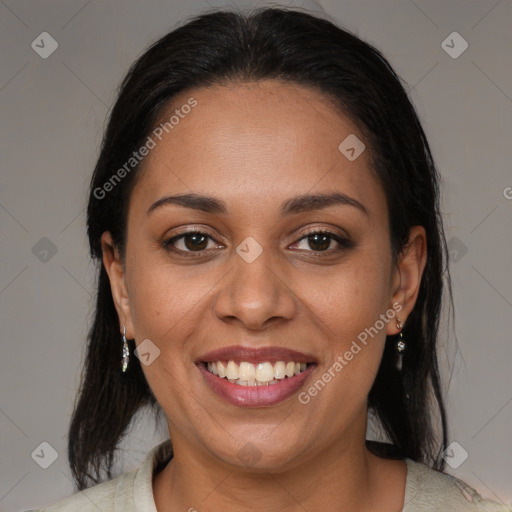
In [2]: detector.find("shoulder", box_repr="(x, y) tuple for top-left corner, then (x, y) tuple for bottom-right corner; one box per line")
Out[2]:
(403, 458), (511, 512)
(25, 469), (136, 511)
(27, 440), (173, 512)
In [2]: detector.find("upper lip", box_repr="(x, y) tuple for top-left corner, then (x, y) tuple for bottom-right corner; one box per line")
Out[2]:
(197, 345), (317, 365)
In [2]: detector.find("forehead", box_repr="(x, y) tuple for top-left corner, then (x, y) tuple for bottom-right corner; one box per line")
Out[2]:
(131, 80), (386, 220)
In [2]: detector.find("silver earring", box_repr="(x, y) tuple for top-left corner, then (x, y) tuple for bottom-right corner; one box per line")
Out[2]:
(395, 318), (406, 371)
(121, 325), (129, 372)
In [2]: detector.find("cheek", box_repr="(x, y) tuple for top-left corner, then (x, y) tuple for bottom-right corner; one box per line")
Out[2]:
(302, 246), (392, 402)
(124, 261), (211, 418)
(313, 255), (391, 340)
(126, 252), (214, 339)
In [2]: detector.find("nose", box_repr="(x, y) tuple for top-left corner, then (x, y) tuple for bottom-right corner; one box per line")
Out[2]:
(213, 244), (297, 330)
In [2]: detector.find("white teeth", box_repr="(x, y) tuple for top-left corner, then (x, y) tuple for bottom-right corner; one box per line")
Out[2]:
(207, 362), (219, 376)
(274, 361), (286, 379)
(256, 362), (274, 382)
(285, 361), (295, 377)
(226, 361), (238, 380)
(239, 362), (256, 381)
(204, 359), (310, 385)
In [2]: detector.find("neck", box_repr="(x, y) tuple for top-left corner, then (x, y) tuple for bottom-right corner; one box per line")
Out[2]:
(153, 416), (406, 512)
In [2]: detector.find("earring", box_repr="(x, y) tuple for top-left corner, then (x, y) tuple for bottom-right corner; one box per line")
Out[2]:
(395, 318), (406, 371)
(121, 325), (129, 373)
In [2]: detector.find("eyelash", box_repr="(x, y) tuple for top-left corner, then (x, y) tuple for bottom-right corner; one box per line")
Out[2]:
(162, 227), (353, 256)
(294, 227), (354, 252)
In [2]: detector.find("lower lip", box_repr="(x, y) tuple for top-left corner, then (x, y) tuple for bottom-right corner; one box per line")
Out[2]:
(197, 363), (316, 407)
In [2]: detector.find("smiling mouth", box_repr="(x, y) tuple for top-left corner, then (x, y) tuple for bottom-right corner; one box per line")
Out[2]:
(202, 360), (311, 386)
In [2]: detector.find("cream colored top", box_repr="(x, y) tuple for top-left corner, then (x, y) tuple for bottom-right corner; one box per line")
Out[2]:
(29, 440), (510, 512)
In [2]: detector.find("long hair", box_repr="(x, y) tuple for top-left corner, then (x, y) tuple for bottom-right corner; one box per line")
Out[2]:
(69, 7), (451, 490)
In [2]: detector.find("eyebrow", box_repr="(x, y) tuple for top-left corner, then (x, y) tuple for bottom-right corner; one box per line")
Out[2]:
(147, 192), (369, 217)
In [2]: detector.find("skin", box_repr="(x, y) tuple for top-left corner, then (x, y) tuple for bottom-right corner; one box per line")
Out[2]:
(102, 80), (427, 512)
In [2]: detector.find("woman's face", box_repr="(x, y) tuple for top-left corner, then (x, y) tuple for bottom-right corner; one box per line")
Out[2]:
(103, 80), (425, 470)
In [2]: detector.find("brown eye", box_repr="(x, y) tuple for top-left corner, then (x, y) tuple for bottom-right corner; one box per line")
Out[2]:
(182, 233), (208, 251)
(290, 229), (354, 253)
(307, 233), (331, 251)
(164, 230), (222, 253)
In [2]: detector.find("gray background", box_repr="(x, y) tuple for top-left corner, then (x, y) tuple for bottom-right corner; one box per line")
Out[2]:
(1, 0), (511, 510)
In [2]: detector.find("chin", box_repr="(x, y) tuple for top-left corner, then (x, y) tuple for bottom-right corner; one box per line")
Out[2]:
(206, 434), (307, 472)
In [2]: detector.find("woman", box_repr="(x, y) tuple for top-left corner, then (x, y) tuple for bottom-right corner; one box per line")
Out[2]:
(30, 7), (509, 512)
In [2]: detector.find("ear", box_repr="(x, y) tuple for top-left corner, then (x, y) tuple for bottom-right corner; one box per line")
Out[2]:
(101, 231), (134, 339)
(386, 226), (427, 336)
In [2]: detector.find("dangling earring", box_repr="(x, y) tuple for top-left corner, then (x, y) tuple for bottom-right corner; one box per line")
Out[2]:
(395, 318), (406, 371)
(121, 325), (129, 373)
